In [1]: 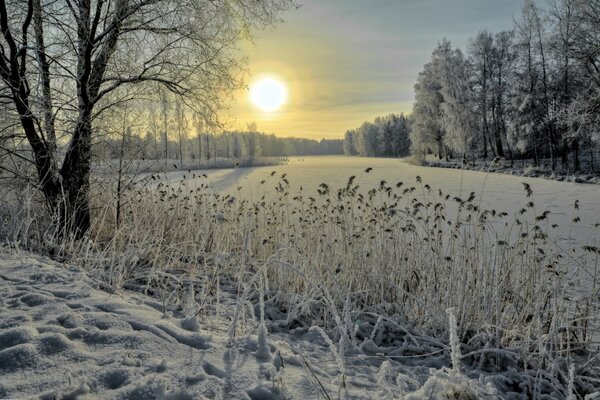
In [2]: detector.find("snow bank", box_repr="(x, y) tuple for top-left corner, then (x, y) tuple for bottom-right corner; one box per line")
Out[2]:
(0, 249), (595, 399)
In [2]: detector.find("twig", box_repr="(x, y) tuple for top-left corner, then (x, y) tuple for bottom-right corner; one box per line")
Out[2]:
(299, 353), (332, 400)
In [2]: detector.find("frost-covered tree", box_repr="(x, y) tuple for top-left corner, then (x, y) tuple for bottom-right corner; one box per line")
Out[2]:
(548, 0), (585, 168)
(242, 122), (260, 162)
(468, 31), (497, 159)
(343, 114), (410, 157)
(410, 40), (478, 160)
(374, 114), (411, 157)
(0, 0), (293, 236)
(437, 45), (478, 159)
(175, 100), (188, 167)
(343, 130), (358, 156)
(564, 0), (600, 170)
(407, 0), (598, 171)
(490, 31), (517, 162)
(355, 122), (379, 157)
(508, 1), (548, 165)
(573, 0), (600, 94)
(388, 114), (411, 156)
(147, 105), (161, 161)
(411, 42), (447, 159)
(529, 0), (557, 169)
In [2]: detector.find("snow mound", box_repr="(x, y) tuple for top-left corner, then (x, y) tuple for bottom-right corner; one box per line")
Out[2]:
(1, 249), (590, 399)
(0, 253), (216, 399)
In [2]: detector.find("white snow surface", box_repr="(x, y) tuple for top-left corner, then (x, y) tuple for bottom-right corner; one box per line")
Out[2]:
(161, 156), (600, 248)
(4, 156), (600, 399)
(0, 250), (501, 399)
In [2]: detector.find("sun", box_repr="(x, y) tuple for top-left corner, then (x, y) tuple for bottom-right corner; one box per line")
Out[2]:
(249, 77), (287, 112)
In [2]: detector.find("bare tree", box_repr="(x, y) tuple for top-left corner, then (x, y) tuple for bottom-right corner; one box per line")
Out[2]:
(160, 91), (170, 164)
(549, 0), (583, 168)
(0, 0), (292, 236)
(148, 105), (160, 161)
(193, 113), (203, 161)
(246, 121), (257, 162)
(469, 31), (497, 159)
(573, 0), (600, 91)
(491, 31), (516, 163)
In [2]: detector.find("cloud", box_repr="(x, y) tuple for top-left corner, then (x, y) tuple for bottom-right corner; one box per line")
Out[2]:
(229, 0), (527, 138)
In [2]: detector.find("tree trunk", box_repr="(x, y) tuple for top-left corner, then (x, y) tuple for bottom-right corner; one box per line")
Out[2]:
(494, 132), (504, 158)
(482, 123), (489, 160)
(549, 126), (557, 171)
(491, 101), (505, 158)
(213, 136), (217, 162)
(198, 135), (202, 161)
(487, 132), (496, 158)
(32, 0), (57, 155)
(206, 133), (210, 161)
(561, 143), (568, 166)
(506, 140), (514, 167)
(59, 112), (93, 237)
(179, 136), (183, 166)
(573, 138), (580, 172)
(14, 97), (63, 211)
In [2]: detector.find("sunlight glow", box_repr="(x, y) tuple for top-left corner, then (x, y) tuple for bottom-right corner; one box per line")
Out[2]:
(249, 77), (287, 112)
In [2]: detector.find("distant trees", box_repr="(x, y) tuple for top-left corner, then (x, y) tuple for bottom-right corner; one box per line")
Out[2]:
(343, 114), (411, 157)
(244, 122), (259, 163)
(95, 125), (343, 163)
(90, 93), (344, 163)
(410, 0), (600, 170)
(0, 0), (292, 236)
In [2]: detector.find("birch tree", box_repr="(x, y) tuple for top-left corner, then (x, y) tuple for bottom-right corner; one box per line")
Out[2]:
(0, 0), (292, 236)
(468, 31), (497, 159)
(490, 31), (516, 163)
(438, 46), (477, 160)
(411, 50), (446, 159)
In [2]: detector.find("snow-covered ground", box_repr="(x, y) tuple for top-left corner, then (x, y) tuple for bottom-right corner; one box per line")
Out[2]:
(159, 156), (600, 248)
(4, 156), (600, 399)
(421, 157), (600, 185)
(1, 249), (501, 399)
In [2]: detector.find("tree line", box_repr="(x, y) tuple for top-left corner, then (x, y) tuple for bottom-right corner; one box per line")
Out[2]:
(410, 0), (600, 171)
(96, 121), (343, 163)
(343, 113), (411, 157)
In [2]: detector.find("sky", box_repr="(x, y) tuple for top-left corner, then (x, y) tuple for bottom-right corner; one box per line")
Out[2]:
(229, 0), (532, 139)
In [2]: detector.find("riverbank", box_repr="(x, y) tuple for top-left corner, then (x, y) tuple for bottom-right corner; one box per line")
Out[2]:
(420, 158), (600, 184)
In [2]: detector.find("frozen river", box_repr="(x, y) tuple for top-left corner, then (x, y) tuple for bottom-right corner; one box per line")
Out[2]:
(160, 156), (600, 248)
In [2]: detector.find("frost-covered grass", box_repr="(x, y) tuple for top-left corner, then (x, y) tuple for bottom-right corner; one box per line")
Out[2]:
(2, 167), (600, 398)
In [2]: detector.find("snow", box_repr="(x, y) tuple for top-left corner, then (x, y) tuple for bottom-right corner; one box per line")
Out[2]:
(3, 156), (600, 398)
(0, 249), (516, 399)
(162, 156), (600, 248)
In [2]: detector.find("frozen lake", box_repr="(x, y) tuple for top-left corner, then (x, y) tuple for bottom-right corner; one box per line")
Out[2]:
(160, 155), (600, 248)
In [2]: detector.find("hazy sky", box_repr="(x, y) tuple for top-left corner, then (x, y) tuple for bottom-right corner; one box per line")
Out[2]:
(229, 0), (530, 139)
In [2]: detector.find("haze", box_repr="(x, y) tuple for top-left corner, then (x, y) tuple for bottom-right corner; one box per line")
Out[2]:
(232, 0), (535, 138)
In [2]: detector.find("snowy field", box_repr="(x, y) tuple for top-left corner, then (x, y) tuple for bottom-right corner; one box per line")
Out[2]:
(2, 156), (600, 399)
(0, 251), (498, 399)
(161, 156), (600, 248)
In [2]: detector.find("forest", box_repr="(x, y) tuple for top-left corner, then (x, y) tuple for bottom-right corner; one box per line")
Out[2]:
(94, 122), (343, 165)
(342, 113), (411, 157)
(409, 0), (600, 172)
